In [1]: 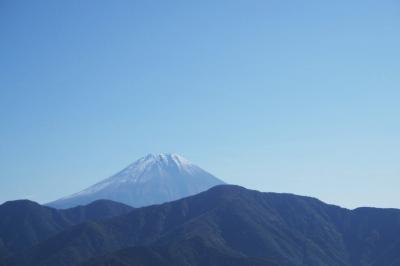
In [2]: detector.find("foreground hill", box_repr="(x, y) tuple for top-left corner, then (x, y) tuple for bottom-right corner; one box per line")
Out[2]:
(47, 153), (225, 209)
(7, 185), (400, 266)
(0, 199), (133, 261)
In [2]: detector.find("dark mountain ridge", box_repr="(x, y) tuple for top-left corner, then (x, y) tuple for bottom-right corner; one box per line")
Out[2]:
(0, 199), (133, 261)
(5, 185), (400, 266)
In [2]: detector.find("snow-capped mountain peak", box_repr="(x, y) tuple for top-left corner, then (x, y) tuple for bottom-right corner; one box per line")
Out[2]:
(47, 153), (225, 209)
(111, 153), (197, 183)
(136, 153), (191, 169)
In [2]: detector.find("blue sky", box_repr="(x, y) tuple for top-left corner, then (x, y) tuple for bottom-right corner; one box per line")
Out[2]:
(1, 0), (399, 208)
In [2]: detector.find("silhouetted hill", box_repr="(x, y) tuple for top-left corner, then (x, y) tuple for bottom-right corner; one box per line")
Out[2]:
(0, 199), (133, 261)
(5, 185), (400, 266)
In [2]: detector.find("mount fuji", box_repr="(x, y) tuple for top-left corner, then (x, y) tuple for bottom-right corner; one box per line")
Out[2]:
(47, 153), (225, 209)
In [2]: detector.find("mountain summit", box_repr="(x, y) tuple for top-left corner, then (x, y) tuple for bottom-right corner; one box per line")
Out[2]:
(47, 153), (225, 209)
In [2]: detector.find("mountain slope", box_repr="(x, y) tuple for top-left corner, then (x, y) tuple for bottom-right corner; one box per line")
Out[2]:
(0, 199), (132, 260)
(10, 185), (400, 266)
(83, 241), (278, 266)
(47, 153), (224, 209)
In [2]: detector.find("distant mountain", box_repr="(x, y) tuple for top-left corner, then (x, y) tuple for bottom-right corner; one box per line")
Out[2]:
(0, 199), (132, 261)
(47, 153), (224, 209)
(9, 185), (400, 266)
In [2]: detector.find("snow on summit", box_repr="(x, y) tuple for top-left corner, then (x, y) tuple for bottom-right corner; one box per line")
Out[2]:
(47, 153), (225, 209)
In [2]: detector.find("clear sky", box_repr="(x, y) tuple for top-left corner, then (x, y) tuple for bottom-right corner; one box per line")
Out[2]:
(1, 0), (399, 208)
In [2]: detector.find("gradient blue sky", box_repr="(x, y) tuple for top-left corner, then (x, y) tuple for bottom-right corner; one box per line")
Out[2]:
(1, 0), (399, 208)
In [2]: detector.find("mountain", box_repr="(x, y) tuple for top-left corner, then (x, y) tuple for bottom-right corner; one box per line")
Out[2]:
(9, 185), (400, 266)
(83, 245), (277, 266)
(0, 199), (133, 261)
(47, 153), (224, 209)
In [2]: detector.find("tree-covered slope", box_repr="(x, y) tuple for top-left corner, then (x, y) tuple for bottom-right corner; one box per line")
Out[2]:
(5, 185), (400, 266)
